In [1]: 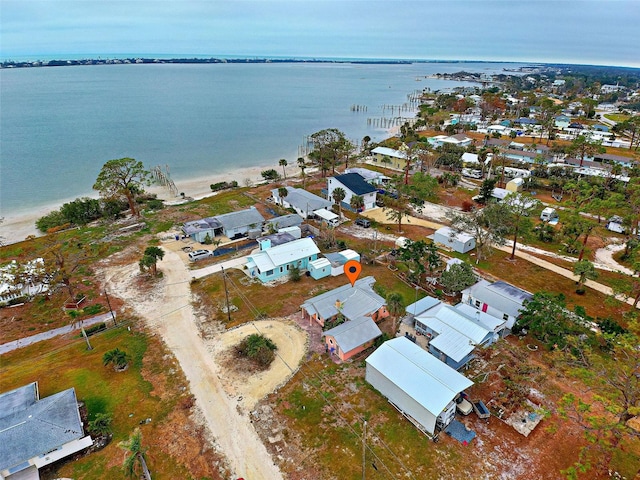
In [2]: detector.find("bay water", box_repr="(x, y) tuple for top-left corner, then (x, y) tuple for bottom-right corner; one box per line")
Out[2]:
(0, 61), (518, 218)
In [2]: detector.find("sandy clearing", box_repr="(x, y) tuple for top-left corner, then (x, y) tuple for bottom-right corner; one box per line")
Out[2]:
(102, 248), (291, 480)
(209, 319), (308, 410)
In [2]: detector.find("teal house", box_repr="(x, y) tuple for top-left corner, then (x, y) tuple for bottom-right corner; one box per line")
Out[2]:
(245, 237), (320, 283)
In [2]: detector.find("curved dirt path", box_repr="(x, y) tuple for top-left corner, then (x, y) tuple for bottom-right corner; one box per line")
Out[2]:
(594, 241), (636, 276)
(104, 250), (286, 480)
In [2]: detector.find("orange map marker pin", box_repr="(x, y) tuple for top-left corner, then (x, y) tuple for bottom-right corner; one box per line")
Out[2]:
(344, 259), (362, 287)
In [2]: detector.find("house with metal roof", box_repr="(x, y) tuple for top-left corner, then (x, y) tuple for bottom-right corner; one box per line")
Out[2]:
(344, 167), (389, 185)
(271, 187), (333, 219)
(323, 316), (382, 361)
(264, 213), (303, 231)
(370, 146), (407, 170)
(414, 304), (496, 370)
(245, 237), (320, 283)
(405, 296), (442, 318)
(432, 226), (476, 254)
(461, 279), (533, 331)
(327, 173), (377, 211)
(182, 207), (265, 242)
(366, 337), (473, 436)
(301, 276), (389, 328)
(0, 382), (92, 479)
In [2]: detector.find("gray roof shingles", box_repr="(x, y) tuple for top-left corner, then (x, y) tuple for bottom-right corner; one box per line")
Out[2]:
(0, 383), (86, 471)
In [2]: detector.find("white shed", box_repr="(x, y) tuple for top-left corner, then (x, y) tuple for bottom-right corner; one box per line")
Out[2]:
(432, 227), (476, 254)
(366, 337), (473, 435)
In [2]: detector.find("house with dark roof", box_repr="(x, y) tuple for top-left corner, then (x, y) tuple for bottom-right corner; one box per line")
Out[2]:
(461, 279), (533, 331)
(327, 173), (377, 211)
(0, 382), (93, 479)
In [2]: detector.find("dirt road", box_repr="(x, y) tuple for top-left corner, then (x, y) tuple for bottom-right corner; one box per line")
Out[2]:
(104, 250), (289, 480)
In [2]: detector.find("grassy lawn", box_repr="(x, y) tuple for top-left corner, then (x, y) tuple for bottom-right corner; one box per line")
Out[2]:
(0, 326), (226, 480)
(604, 113), (631, 123)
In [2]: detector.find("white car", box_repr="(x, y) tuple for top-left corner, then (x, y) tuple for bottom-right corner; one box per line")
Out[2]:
(188, 249), (214, 262)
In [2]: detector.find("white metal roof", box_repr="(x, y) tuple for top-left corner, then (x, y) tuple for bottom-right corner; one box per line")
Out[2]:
(371, 146), (406, 159)
(248, 237), (320, 273)
(366, 338), (473, 415)
(434, 226), (475, 244)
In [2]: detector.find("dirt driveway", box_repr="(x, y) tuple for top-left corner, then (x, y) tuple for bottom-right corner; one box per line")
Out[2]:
(102, 246), (309, 480)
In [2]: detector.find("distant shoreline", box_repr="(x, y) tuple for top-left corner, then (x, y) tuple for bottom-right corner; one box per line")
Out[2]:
(1, 57), (417, 69)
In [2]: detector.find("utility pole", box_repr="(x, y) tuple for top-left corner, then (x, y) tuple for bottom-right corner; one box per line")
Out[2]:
(362, 420), (367, 480)
(221, 267), (232, 324)
(104, 289), (117, 325)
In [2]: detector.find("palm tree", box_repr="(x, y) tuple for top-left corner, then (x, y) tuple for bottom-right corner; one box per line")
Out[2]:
(297, 157), (306, 188)
(279, 158), (288, 179)
(140, 246), (164, 276)
(277, 186), (288, 206)
(386, 292), (404, 334)
(350, 195), (365, 212)
(362, 135), (371, 154)
(332, 187), (346, 216)
(120, 429), (151, 479)
(103, 348), (130, 371)
(573, 260), (598, 294)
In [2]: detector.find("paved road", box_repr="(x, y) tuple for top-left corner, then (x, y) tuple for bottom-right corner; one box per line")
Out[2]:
(0, 311), (117, 355)
(363, 207), (639, 309)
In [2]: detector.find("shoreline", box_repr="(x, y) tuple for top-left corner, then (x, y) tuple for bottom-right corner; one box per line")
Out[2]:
(0, 161), (305, 246)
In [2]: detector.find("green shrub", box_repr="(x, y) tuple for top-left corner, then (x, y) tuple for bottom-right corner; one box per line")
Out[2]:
(85, 322), (106, 336)
(236, 334), (277, 368)
(83, 304), (104, 316)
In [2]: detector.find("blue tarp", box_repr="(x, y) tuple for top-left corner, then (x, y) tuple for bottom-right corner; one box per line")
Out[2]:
(445, 420), (476, 444)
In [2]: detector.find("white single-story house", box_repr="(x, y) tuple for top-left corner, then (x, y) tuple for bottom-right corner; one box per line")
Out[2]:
(245, 237), (320, 283)
(366, 337), (473, 436)
(327, 173), (377, 211)
(432, 227), (476, 254)
(182, 207), (265, 242)
(461, 152), (480, 165)
(461, 279), (533, 331)
(323, 249), (361, 276)
(0, 382), (93, 480)
(271, 187), (333, 219)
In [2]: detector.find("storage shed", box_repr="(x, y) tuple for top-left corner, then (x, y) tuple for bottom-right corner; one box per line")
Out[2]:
(366, 337), (473, 435)
(308, 258), (332, 280)
(432, 227), (476, 254)
(505, 177), (524, 192)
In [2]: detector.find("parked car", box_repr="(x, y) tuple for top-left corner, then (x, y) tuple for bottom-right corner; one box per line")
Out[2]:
(188, 249), (214, 262)
(355, 218), (371, 228)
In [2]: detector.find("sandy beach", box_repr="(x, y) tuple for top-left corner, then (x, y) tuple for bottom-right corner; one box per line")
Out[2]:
(0, 161), (303, 246)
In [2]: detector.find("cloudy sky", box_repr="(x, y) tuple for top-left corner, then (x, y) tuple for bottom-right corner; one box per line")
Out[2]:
(2, 0), (639, 67)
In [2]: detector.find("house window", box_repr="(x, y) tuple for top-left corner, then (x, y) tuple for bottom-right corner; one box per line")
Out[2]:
(280, 267), (283, 273)
(503, 313), (509, 321)
(266, 270), (273, 276)
(475, 300), (481, 308)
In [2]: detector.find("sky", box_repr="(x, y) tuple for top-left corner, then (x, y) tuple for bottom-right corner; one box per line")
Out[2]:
(1, 0), (639, 67)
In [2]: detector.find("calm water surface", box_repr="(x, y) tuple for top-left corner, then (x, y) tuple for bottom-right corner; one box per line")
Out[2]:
(0, 61), (520, 216)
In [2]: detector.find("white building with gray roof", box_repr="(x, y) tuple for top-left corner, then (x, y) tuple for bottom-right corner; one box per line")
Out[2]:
(366, 337), (473, 436)
(461, 279), (533, 331)
(271, 187), (332, 219)
(0, 382), (92, 479)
